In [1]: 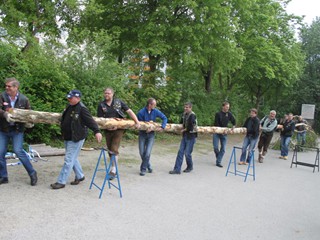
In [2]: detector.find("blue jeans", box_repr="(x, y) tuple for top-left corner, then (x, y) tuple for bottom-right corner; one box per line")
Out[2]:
(297, 132), (306, 145)
(139, 131), (155, 172)
(173, 135), (196, 172)
(0, 130), (36, 178)
(57, 139), (85, 184)
(280, 136), (291, 157)
(213, 134), (227, 165)
(240, 136), (258, 163)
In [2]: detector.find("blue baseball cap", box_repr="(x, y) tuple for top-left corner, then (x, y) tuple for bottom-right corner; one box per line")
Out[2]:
(67, 89), (82, 98)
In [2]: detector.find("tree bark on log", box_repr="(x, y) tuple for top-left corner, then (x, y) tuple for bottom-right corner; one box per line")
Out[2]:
(10, 109), (247, 134)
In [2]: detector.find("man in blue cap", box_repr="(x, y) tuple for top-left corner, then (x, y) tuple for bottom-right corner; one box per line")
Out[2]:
(51, 90), (102, 189)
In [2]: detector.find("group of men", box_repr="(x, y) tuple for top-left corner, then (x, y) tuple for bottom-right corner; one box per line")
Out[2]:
(0, 78), (197, 188)
(0, 77), (307, 188)
(213, 102), (301, 166)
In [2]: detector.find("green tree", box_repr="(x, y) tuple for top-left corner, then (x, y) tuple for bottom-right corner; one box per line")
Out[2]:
(289, 18), (320, 131)
(0, 0), (79, 51)
(61, 30), (133, 114)
(229, 0), (304, 110)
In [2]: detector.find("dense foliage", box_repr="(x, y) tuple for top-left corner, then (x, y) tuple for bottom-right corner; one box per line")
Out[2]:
(0, 0), (319, 143)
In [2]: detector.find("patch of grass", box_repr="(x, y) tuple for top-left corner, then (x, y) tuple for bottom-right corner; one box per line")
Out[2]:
(46, 138), (64, 148)
(120, 158), (140, 165)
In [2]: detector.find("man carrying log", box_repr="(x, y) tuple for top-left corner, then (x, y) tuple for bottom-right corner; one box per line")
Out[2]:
(278, 113), (295, 160)
(295, 115), (307, 147)
(239, 108), (260, 165)
(169, 102), (197, 174)
(137, 98), (167, 176)
(213, 102), (236, 168)
(51, 90), (102, 189)
(0, 77), (38, 186)
(97, 87), (140, 178)
(257, 110), (278, 163)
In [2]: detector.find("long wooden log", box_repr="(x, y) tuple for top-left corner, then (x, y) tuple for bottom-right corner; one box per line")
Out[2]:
(9, 109), (247, 134)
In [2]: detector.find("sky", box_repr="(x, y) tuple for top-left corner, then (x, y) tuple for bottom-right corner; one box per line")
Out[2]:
(286, 0), (320, 25)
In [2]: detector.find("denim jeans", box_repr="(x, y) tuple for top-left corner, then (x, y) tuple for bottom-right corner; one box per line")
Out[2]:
(139, 131), (155, 172)
(57, 139), (85, 184)
(297, 132), (306, 145)
(173, 135), (196, 172)
(280, 136), (291, 157)
(240, 136), (258, 163)
(0, 130), (36, 178)
(213, 134), (227, 165)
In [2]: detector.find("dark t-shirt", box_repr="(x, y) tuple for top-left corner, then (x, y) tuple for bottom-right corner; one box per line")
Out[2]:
(97, 99), (129, 118)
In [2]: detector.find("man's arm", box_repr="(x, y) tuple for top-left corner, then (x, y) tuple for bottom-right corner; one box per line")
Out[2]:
(126, 109), (141, 128)
(213, 112), (220, 126)
(81, 107), (101, 134)
(262, 119), (277, 132)
(230, 112), (236, 126)
(155, 109), (168, 129)
(254, 118), (260, 136)
(97, 102), (104, 118)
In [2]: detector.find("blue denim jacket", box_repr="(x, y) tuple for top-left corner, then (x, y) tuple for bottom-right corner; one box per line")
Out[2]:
(137, 107), (168, 129)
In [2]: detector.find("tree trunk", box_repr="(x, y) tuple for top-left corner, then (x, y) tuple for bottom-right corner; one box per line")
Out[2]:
(10, 109), (247, 135)
(203, 64), (213, 93)
(255, 85), (262, 111)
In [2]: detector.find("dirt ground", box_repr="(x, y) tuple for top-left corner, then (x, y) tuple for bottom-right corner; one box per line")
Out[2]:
(1, 133), (320, 240)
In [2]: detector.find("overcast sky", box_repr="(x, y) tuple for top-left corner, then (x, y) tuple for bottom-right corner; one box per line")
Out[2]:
(286, 0), (320, 25)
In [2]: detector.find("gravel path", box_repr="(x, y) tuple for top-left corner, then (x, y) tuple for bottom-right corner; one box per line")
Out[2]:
(1, 134), (319, 240)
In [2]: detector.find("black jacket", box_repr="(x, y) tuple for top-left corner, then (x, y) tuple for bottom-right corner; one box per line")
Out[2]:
(280, 120), (295, 137)
(61, 102), (100, 142)
(214, 111), (236, 127)
(0, 91), (30, 132)
(243, 116), (260, 139)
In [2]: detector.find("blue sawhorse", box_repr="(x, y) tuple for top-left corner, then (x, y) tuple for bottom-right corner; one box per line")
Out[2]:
(89, 147), (123, 199)
(226, 146), (256, 182)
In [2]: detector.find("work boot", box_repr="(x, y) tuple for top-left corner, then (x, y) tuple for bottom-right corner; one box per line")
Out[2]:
(30, 171), (38, 186)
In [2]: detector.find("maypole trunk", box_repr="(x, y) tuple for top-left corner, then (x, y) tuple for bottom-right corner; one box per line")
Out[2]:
(10, 109), (247, 135)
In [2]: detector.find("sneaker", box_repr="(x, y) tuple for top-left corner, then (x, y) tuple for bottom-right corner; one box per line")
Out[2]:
(283, 156), (288, 160)
(147, 168), (153, 173)
(139, 171), (146, 176)
(169, 170), (181, 174)
(216, 164), (223, 168)
(279, 156), (284, 159)
(183, 168), (193, 173)
(238, 162), (247, 165)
